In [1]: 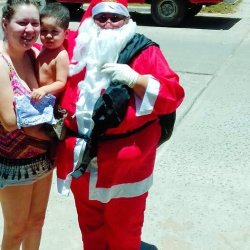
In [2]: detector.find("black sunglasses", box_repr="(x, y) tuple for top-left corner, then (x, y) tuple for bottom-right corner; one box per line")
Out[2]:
(94, 14), (126, 23)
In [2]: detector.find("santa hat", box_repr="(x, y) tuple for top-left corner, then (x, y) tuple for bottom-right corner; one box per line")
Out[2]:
(92, 0), (129, 17)
(80, 0), (129, 26)
(65, 0), (129, 60)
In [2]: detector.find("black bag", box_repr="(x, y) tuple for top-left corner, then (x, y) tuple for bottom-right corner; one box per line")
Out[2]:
(71, 83), (130, 178)
(71, 34), (176, 178)
(117, 33), (176, 146)
(158, 112), (176, 146)
(91, 83), (130, 137)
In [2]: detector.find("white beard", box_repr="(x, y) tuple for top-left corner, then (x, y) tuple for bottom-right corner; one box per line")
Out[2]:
(69, 17), (137, 78)
(69, 18), (137, 137)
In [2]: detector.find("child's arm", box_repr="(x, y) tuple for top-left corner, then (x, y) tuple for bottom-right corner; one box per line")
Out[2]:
(31, 50), (69, 100)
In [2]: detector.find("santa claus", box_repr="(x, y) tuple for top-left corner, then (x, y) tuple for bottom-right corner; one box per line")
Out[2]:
(56, 0), (185, 249)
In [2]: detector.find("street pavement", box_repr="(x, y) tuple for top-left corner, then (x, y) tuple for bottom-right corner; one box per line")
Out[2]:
(142, 1), (250, 250)
(1, 1), (250, 249)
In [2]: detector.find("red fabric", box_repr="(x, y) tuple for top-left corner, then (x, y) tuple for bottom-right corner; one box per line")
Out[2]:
(56, 44), (184, 187)
(90, 0), (128, 7)
(96, 121), (160, 188)
(33, 42), (42, 51)
(56, 32), (184, 249)
(63, 29), (78, 60)
(56, 70), (85, 180)
(60, 68), (86, 132)
(71, 174), (147, 250)
(105, 45), (184, 136)
(56, 136), (76, 179)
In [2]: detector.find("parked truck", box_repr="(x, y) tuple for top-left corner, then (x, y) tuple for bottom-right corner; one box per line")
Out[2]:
(36, 0), (224, 27)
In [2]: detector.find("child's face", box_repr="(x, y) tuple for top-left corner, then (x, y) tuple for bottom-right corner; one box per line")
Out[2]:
(40, 16), (67, 49)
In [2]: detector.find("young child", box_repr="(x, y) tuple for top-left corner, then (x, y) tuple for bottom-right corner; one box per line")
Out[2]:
(31, 2), (70, 101)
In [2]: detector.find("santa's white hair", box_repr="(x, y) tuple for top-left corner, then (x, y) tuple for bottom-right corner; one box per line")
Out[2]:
(69, 18), (137, 77)
(68, 17), (137, 138)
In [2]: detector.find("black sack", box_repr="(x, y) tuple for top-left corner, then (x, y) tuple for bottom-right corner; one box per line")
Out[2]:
(71, 34), (176, 178)
(71, 83), (130, 179)
(117, 33), (176, 146)
(91, 83), (130, 137)
(158, 112), (176, 146)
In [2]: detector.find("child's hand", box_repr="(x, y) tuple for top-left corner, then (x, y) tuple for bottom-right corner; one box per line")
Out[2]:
(31, 88), (47, 101)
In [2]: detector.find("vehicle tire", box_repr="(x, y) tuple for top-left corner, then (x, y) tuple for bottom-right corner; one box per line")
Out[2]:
(151, 0), (187, 27)
(186, 4), (202, 17)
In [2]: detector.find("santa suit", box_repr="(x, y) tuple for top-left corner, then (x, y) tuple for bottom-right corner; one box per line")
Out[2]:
(56, 3), (184, 249)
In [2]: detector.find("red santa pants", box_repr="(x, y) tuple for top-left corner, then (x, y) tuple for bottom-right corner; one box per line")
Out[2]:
(71, 174), (148, 250)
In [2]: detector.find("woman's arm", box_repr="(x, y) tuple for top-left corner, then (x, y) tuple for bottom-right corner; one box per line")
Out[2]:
(0, 58), (18, 131)
(0, 58), (50, 140)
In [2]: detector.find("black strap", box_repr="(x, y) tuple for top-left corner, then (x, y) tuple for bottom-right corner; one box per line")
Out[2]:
(117, 33), (158, 64)
(98, 119), (157, 141)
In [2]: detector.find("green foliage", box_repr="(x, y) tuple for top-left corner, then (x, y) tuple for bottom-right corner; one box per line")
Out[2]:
(201, 0), (242, 14)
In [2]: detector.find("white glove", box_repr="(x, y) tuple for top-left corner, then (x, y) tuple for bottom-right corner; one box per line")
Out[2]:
(101, 63), (139, 88)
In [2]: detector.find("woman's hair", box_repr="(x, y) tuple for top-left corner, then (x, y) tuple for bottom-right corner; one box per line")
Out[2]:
(2, 0), (39, 21)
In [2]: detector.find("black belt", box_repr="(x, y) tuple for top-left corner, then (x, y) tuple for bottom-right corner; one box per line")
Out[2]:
(66, 119), (157, 142)
(98, 119), (157, 141)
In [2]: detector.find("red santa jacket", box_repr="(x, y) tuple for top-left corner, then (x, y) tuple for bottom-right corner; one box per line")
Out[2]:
(56, 32), (184, 201)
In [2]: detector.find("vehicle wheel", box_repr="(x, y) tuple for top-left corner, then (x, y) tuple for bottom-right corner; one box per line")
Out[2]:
(186, 4), (202, 17)
(151, 0), (187, 27)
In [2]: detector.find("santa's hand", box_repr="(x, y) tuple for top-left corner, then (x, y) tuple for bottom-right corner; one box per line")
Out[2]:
(101, 63), (139, 88)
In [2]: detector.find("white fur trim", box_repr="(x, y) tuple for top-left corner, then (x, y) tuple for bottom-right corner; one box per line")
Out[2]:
(57, 177), (72, 196)
(135, 75), (160, 116)
(92, 2), (129, 17)
(88, 158), (153, 203)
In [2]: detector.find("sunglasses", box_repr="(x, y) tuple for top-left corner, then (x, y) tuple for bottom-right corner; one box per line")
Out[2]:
(94, 14), (126, 23)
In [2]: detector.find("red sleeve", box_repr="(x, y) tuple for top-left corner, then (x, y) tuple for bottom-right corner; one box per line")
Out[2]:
(130, 45), (185, 115)
(64, 29), (78, 60)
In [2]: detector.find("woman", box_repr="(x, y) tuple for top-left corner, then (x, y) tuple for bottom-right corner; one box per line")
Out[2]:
(0, 1), (54, 249)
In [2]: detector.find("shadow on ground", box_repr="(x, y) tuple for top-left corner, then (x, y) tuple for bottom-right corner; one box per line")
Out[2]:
(70, 9), (240, 30)
(179, 15), (241, 30)
(131, 13), (241, 30)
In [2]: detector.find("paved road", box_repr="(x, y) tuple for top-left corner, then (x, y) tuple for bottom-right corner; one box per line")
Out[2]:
(141, 2), (250, 250)
(1, 1), (250, 249)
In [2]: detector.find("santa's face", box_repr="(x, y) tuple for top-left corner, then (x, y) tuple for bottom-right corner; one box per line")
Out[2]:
(93, 13), (129, 29)
(69, 17), (136, 77)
